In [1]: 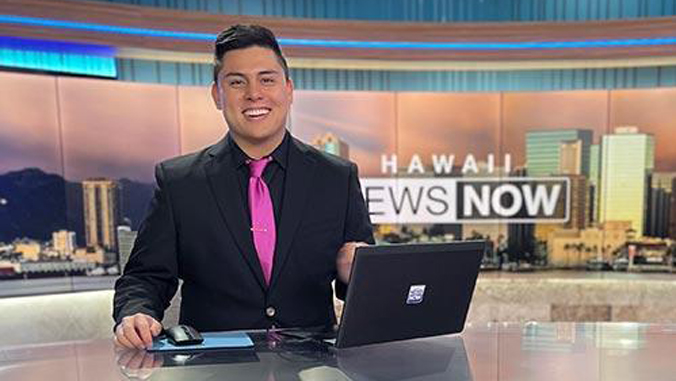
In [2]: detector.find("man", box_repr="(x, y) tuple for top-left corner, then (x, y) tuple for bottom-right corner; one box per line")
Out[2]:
(113, 24), (373, 350)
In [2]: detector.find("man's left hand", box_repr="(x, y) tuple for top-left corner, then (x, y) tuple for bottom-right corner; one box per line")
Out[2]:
(336, 242), (368, 284)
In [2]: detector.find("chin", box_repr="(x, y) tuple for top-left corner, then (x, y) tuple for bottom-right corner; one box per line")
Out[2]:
(243, 130), (281, 143)
(251, 126), (285, 140)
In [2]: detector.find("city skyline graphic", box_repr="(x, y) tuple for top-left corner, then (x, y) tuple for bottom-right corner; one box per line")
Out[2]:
(0, 71), (675, 283)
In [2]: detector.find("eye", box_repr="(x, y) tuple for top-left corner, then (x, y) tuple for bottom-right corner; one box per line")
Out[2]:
(228, 78), (245, 87)
(261, 77), (276, 85)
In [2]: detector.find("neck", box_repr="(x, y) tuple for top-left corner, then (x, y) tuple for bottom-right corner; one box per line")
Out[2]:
(232, 130), (286, 159)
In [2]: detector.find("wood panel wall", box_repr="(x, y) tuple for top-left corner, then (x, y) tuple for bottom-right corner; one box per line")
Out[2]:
(2, 0), (676, 60)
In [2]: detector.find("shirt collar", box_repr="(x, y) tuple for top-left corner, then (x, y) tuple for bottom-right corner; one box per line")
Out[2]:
(228, 131), (289, 170)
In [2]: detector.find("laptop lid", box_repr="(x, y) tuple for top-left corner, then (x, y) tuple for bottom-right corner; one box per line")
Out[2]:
(334, 241), (485, 348)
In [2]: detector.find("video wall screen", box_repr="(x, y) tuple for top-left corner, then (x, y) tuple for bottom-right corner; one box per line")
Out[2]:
(1, 71), (674, 295)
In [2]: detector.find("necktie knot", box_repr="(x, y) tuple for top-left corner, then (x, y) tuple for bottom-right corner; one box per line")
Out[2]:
(248, 157), (271, 178)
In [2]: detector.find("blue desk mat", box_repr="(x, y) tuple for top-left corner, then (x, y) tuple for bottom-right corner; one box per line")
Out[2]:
(148, 331), (254, 352)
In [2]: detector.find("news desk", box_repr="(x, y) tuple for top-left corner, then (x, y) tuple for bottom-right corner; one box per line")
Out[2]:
(2, 322), (675, 381)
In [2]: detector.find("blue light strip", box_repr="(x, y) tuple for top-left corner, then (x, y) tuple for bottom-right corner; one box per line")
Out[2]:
(0, 35), (116, 77)
(0, 36), (115, 56)
(0, 48), (117, 77)
(2, 14), (676, 50)
(0, 15), (212, 40)
(282, 37), (676, 49)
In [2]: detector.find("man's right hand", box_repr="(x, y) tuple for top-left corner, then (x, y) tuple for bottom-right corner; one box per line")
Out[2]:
(114, 313), (163, 350)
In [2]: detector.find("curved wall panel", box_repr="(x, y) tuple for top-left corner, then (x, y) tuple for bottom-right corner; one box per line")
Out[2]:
(88, 0), (676, 23)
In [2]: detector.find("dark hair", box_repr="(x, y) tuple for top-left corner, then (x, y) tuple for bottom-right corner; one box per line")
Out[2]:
(213, 24), (290, 83)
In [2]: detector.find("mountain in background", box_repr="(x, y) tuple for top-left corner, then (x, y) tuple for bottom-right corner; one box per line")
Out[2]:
(0, 168), (153, 245)
(118, 178), (154, 231)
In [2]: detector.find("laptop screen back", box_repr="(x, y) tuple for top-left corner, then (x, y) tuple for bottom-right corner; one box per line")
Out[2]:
(335, 241), (484, 348)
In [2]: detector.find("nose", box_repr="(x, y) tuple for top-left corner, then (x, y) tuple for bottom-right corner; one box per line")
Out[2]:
(245, 81), (263, 101)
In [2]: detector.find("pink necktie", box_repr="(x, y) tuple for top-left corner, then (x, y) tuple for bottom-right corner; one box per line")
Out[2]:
(248, 157), (275, 285)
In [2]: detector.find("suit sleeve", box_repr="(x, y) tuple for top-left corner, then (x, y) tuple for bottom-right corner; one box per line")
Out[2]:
(335, 162), (375, 300)
(112, 163), (179, 327)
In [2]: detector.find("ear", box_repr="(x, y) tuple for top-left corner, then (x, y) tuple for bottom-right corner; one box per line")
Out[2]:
(286, 77), (294, 104)
(211, 82), (222, 110)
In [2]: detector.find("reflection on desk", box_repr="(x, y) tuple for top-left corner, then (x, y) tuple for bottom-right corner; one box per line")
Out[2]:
(1, 323), (675, 381)
(336, 336), (470, 380)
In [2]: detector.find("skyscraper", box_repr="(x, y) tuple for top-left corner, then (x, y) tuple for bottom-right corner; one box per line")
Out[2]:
(311, 132), (350, 159)
(506, 167), (534, 262)
(646, 187), (671, 238)
(82, 179), (119, 251)
(588, 144), (601, 224)
(647, 172), (674, 238)
(565, 175), (588, 230)
(52, 230), (76, 257)
(526, 129), (593, 177)
(117, 225), (138, 270)
(651, 172), (676, 191)
(598, 127), (655, 237)
(559, 140), (582, 175)
(559, 141), (589, 230)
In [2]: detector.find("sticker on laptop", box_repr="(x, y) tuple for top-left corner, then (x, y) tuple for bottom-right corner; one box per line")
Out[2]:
(406, 285), (426, 305)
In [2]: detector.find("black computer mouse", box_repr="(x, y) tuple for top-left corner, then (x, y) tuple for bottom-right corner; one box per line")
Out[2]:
(164, 324), (204, 346)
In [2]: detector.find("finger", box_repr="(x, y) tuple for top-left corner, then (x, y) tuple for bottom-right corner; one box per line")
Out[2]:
(148, 318), (163, 337)
(122, 321), (146, 350)
(134, 316), (154, 348)
(115, 329), (136, 350)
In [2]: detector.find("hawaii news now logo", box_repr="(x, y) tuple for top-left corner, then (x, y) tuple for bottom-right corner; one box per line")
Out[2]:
(360, 154), (570, 224)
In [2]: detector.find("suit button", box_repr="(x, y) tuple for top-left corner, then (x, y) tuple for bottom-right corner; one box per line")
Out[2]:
(266, 306), (276, 318)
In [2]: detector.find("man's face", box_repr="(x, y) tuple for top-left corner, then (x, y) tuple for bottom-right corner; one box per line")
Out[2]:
(211, 46), (293, 146)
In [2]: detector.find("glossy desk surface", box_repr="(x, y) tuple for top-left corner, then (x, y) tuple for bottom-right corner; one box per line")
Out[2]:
(1, 323), (675, 381)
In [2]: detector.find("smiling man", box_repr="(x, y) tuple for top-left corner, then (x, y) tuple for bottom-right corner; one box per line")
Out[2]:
(112, 24), (374, 350)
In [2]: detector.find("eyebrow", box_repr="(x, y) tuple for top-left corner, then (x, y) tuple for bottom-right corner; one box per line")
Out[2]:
(222, 70), (281, 78)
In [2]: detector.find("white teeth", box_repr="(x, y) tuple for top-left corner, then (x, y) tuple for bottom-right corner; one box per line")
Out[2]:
(244, 108), (270, 117)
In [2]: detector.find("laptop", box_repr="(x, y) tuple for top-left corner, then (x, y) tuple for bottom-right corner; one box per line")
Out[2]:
(281, 240), (485, 348)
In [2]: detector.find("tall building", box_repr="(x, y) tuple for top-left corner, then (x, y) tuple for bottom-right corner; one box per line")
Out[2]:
(311, 132), (350, 159)
(529, 134), (590, 243)
(566, 175), (588, 231)
(559, 140), (589, 230)
(650, 172), (675, 237)
(559, 140), (582, 175)
(645, 187), (671, 238)
(117, 225), (138, 270)
(588, 144), (601, 224)
(652, 172), (676, 191)
(506, 167), (535, 262)
(525, 129), (593, 177)
(598, 127), (654, 237)
(52, 230), (76, 257)
(82, 179), (119, 251)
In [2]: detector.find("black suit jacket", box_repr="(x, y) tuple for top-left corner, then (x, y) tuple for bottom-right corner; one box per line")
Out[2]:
(113, 134), (374, 331)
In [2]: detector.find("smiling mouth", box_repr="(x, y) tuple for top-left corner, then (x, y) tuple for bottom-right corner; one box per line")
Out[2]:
(243, 108), (271, 120)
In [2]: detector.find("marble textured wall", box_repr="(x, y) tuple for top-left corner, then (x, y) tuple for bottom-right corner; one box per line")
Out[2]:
(468, 277), (676, 324)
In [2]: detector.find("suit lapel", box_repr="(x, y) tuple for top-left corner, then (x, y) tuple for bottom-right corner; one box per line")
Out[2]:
(205, 137), (266, 290)
(269, 138), (316, 290)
